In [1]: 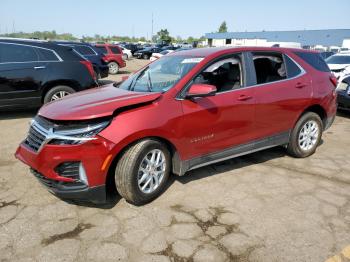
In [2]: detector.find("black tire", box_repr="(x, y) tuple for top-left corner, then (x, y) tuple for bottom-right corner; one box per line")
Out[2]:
(287, 112), (323, 158)
(115, 139), (171, 205)
(143, 54), (149, 60)
(43, 85), (75, 104)
(108, 62), (119, 75)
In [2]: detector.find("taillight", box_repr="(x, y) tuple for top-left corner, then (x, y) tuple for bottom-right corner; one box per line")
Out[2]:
(80, 60), (96, 80)
(101, 56), (108, 63)
(330, 75), (338, 87)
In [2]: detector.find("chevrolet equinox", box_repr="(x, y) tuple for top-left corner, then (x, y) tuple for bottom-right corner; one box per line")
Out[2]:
(15, 47), (337, 205)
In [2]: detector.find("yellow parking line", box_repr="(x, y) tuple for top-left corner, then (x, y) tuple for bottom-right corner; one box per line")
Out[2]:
(325, 255), (342, 262)
(341, 245), (350, 259)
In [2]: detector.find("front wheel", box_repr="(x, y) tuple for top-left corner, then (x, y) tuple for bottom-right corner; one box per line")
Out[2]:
(108, 62), (119, 75)
(142, 54), (149, 60)
(287, 112), (323, 158)
(115, 139), (171, 205)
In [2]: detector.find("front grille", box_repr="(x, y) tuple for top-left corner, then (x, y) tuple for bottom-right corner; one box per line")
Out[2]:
(24, 116), (52, 152)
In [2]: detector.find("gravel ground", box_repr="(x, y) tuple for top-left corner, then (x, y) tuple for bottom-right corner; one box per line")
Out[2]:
(0, 58), (350, 262)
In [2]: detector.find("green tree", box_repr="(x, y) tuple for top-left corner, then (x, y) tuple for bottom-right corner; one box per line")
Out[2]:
(218, 21), (228, 33)
(156, 29), (172, 42)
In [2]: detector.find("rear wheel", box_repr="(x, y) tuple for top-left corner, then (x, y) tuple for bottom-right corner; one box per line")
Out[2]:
(108, 62), (119, 74)
(143, 54), (149, 60)
(115, 139), (171, 205)
(287, 112), (323, 158)
(43, 85), (75, 104)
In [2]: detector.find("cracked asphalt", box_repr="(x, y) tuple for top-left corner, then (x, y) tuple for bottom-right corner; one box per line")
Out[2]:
(1, 59), (350, 262)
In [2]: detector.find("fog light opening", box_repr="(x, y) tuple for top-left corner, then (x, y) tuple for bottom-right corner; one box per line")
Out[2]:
(79, 163), (89, 186)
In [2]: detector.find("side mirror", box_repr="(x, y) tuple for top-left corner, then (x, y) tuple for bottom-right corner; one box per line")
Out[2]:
(186, 84), (217, 98)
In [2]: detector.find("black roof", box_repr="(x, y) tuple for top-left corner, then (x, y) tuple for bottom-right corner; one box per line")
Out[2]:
(0, 38), (83, 61)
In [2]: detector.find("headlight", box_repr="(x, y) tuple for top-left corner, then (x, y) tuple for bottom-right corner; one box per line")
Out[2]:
(48, 120), (110, 145)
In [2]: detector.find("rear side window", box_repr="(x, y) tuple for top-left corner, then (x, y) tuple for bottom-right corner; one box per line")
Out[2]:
(110, 46), (121, 54)
(284, 55), (302, 78)
(0, 43), (39, 63)
(74, 45), (96, 56)
(294, 52), (330, 72)
(37, 48), (60, 61)
(95, 46), (108, 54)
(252, 52), (287, 84)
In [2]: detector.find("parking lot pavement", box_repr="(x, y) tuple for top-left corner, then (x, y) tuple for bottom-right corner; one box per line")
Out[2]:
(0, 60), (350, 262)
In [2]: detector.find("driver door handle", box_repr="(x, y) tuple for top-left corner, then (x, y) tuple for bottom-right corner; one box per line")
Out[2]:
(34, 66), (46, 70)
(295, 82), (307, 89)
(237, 94), (252, 101)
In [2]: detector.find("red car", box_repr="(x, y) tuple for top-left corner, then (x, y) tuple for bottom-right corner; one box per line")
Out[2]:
(94, 44), (126, 75)
(15, 47), (337, 205)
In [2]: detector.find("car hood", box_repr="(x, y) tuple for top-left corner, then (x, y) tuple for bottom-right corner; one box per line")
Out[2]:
(39, 83), (162, 121)
(328, 64), (350, 70)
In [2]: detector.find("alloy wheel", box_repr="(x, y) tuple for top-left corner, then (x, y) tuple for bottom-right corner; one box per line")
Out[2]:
(137, 149), (166, 194)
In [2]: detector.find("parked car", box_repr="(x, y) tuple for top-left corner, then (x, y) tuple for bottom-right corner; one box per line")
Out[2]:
(0, 38), (97, 109)
(319, 51), (335, 60)
(120, 46), (132, 60)
(134, 47), (162, 59)
(336, 75), (350, 110)
(94, 44), (126, 74)
(122, 44), (142, 55)
(15, 47), (337, 205)
(160, 45), (178, 51)
(54, 41), (109, 79)
(150, 50), (174, 62)
(326, 53), (350, 79)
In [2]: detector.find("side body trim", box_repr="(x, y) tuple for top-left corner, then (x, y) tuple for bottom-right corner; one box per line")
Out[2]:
(173, 131), (290, 176)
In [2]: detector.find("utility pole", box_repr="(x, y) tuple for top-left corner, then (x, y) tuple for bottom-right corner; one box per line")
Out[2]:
(12, 20), (15, 33)
(151, 13), (154, 41)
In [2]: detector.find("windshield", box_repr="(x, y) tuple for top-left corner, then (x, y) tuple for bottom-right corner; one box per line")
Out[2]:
(326, 55), (350, 64)
(119, 56), (203, 93)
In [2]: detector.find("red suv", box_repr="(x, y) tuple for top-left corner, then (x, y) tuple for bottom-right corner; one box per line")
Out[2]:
(95, 44), (126, 75)
(15, 47), (337, 205)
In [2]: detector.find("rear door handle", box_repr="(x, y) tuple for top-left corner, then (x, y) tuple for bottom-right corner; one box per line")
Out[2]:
(34, 66), (46, 70)
(295, 82), (307, 89)
(237, 94), (253, 101)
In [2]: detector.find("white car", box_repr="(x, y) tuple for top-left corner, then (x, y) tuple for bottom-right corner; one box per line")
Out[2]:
(150, 50), (174, 62)
(120, 47), (133, 60)
(326, 53), (350, 79)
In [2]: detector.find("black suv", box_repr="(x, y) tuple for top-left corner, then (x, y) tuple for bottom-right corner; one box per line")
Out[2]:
(53, 41), (109, 79)
(0, 38), (97, 109)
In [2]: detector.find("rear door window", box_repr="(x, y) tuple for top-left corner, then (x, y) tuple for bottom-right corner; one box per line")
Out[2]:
(0, 43), (39, 63)
(252, 52), (287, 84)
(284, 55), (302, 78)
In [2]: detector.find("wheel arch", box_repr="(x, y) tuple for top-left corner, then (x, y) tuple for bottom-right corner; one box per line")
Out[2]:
(104, 136), (181, 197)
(41, 80), (81, 103)
(297, 104), (327, 129)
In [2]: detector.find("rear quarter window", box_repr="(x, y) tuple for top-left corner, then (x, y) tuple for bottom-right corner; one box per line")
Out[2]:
(294, 51), (330, 72)
(37, 48), (60, 61)
(110, 46), (121, 54)
(74, 45), (96, 56)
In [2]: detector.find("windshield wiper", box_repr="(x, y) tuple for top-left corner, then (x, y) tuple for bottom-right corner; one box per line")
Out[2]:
(147, 71), (153, 92)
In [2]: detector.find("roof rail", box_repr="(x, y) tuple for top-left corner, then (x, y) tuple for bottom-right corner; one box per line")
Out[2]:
(0, 37), (47, 42)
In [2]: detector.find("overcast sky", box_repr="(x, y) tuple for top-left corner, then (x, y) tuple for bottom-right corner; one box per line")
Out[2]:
(1, 0), (349, 39)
